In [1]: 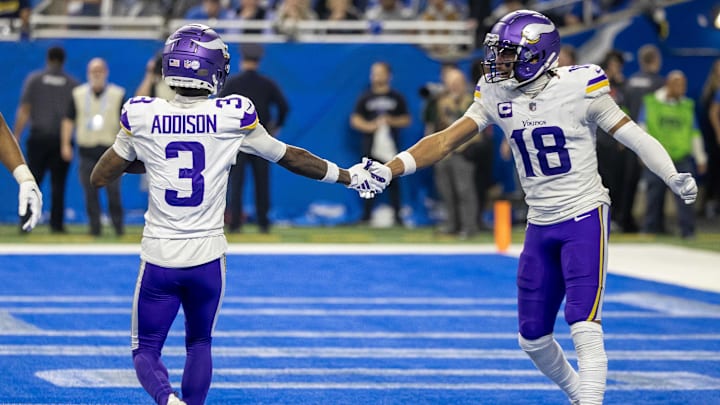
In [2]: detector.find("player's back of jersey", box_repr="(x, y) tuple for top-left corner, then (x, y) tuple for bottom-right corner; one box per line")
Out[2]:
(121, 95), (258, 239)
(477, 65), (611, 224)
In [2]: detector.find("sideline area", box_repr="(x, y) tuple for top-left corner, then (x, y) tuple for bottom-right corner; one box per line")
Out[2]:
(0, 243), (717, 293)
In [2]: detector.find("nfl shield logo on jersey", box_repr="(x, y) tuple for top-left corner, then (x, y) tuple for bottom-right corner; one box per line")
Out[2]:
(529, 102), (536, 111)
(498, 102), (513, 118)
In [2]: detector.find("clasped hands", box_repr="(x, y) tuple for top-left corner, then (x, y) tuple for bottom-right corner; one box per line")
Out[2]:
(346, 157), (392, 199)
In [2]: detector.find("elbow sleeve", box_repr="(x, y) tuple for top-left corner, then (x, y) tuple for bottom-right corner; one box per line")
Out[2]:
(612, 120), (677, 183)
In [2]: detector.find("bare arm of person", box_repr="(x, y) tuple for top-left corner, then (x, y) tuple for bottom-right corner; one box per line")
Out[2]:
(277, 145), (354, 185)
(385, 116), (480, 178)
(90, 148), (132, 188)
(0, 113), (27, 172)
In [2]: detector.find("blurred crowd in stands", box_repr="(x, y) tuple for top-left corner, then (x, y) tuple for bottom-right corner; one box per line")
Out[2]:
(1, 0), (672, 49)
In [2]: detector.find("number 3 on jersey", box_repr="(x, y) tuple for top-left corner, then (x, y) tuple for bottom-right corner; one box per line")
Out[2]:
(509, 126), (571, 177)
(165, 141), (205, 207)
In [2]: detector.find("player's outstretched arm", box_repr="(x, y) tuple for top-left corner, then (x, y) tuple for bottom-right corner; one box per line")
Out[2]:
(239, 119), (386, 197)
(278, 145), (341, 181)
(90, 147), (133, 188)
(610, 116), (697, 204)
(0, 112), (42, 231)
(0, 113), (27, 173)
(384, 116), (479, 179)
(590, 95), (698, 204)
(277, 146), (386, 197)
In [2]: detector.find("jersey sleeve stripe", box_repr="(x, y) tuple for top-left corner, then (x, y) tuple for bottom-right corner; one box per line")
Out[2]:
(120, 111), (132, 135)
(587, 74), (608, 86)
(241, 116), (259, 130)
(474, 85), (482, 99)
(585, 79), (609, 94)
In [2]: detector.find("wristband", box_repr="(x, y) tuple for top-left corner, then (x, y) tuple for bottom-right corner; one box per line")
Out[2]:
(396, 151), (416, 176)
(12, 164), (35, 185)
(319, 160), (339, 183)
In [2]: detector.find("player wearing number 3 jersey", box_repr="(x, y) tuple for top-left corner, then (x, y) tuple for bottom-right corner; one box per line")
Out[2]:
(90, 24), (388, 405)
(363, 10), (698, 405)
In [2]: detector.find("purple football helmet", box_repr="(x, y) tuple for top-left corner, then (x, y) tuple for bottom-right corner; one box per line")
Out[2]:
(482, 10), (560, 84)
(162, 24), (230, 95)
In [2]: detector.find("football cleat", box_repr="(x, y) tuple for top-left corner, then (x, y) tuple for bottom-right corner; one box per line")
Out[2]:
(167, 392), (186, 405)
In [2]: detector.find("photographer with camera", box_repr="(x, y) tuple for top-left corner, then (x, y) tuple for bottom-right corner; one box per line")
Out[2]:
(427, 67), (483, 238)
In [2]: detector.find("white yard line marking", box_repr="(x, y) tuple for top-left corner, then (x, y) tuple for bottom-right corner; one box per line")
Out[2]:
(4, 345), (720, 360)
(0, 244), (518, 255)
(1, 329), (720, 341)
(0, 306), (715, 318)
(0, 296), (517, 304)
(33, 369), (720, 390)
(0, 294), (713, 308)
(2, 329), (720, 340)
(0, 243), (717, 291)
(611, 292), (720, 316)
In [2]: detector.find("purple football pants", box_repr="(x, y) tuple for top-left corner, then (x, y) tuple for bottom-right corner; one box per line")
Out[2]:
(517, 205), (609, 340)
(131, 256), (226, 405)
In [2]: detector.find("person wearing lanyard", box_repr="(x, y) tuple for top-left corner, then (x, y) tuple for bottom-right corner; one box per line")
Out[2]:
(61, 58), (126, 237)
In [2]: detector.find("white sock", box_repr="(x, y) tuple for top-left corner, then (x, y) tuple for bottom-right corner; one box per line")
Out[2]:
(571, 321), (608, 405)
(519, 333), (580, 401)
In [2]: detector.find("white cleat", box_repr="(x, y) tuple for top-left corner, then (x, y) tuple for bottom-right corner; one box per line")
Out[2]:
(167, 393), (186, 405)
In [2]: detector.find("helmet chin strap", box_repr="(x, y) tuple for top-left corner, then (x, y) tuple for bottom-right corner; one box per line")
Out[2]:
(211, 73), (219, 95)
(517, 73), (552, 97)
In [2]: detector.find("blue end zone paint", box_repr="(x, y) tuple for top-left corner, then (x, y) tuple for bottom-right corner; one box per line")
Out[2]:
(0, 253), (718, 404)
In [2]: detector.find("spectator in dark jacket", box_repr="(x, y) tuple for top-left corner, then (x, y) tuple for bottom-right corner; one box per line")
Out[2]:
(13, 46), (79, 233)
(218, 44), (289, 233)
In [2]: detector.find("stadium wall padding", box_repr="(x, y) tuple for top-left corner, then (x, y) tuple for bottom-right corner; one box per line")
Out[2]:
(0, 1), (716, 226)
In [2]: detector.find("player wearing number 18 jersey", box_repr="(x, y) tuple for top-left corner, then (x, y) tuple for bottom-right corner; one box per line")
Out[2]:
(364, 10), (698, 405)
(90, 24), (387, 405)
(474, 62), (614, 225)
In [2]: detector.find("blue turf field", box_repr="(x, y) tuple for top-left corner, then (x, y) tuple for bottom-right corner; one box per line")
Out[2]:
(0, 251), (719, 404)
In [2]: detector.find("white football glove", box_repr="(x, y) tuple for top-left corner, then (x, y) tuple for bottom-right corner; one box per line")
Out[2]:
(365, 158), (392, 189)
(667, 173), (697, 205)
(19, 181), (42, 231)
(347, 158), (388, 199)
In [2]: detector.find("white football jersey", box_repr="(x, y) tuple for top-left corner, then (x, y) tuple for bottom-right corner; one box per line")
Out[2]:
(464, 65), (612, 225)
(113, 94), (286, 266)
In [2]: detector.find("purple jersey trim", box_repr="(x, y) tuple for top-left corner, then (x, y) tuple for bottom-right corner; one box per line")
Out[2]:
(240, 110), (258, 129)
(586, 74), (608, 86)
(120, 110), (131, 133)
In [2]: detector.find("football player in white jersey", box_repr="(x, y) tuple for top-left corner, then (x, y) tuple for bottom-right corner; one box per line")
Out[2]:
(90, 24), (387, 405)
(364, 10), (697, 405)
(0, 112), (41, 231)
